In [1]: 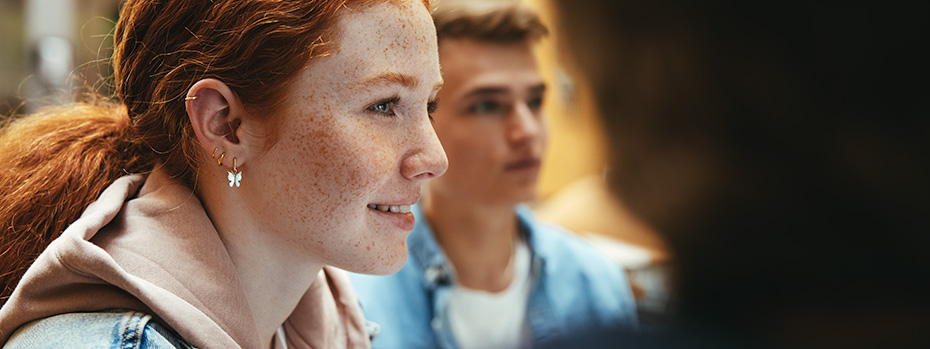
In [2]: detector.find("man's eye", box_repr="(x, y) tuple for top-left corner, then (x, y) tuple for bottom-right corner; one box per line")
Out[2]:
(367, 97), (399, 116)
(527, 96), (544, 111)
(471, 100), (500, 114)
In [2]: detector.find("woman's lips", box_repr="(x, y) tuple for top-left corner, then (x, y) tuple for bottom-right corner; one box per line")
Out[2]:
(367, 205), (415, 231)
(367, 200), (417, 231)
(367, 204), (412, 213)
(504, 158), (541, 172)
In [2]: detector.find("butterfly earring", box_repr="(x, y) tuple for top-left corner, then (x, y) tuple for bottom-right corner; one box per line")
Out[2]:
(228, 158), (242, 188)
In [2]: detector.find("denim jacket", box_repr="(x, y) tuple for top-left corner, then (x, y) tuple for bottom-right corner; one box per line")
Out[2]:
(349, 205), (639, 348)
(5, 310), (192, 348)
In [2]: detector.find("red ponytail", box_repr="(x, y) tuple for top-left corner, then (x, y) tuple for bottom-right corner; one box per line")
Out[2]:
(0, 102), (142, 302)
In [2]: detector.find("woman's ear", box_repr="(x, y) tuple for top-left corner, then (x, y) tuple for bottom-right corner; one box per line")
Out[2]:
(186, 79), (248, 162)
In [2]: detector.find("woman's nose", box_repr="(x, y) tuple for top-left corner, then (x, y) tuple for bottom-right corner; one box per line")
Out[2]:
(400, 117), (448, 181)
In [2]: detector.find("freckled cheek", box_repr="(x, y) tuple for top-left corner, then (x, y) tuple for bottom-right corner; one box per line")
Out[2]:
(302, 138), (362, 200)
(308, 130), (398, 204)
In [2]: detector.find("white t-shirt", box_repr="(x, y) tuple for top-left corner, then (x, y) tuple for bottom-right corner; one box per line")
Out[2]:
(276, 326), (288, 349)
(446, 240), (533, 349)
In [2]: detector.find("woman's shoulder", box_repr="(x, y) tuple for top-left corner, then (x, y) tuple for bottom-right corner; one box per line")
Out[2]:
(5, 310), (193, 349)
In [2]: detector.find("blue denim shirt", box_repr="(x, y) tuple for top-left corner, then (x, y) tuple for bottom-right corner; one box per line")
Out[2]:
(349, 204), (639, 349)
(5, 310), (193, 348)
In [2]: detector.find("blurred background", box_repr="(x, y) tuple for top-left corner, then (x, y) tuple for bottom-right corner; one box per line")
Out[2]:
(0, 0), (121, 115)
(0, 0), (671, 326)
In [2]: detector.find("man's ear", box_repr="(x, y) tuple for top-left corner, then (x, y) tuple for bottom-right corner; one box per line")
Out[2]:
(186, 78), (247, 161)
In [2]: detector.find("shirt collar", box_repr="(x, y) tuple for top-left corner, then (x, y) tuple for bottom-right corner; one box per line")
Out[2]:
(408, 204), (454, 289)
(515, 204), (549, 279)
(408, 204), (550, 289)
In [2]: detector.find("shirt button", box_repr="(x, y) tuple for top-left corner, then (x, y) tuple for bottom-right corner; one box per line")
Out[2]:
(431, 318), (442, 330)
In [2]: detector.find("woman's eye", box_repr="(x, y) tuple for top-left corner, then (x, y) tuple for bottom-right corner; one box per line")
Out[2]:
(367, 97), (399, 116)
(427, 99), (439, 121)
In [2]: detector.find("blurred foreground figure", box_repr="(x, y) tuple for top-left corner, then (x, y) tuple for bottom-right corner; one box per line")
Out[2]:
(349, 0), (639, 347)
(551, 0), (930, 347)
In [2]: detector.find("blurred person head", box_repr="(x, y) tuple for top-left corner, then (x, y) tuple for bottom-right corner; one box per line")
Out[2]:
(552, 0), (930, 346)
(1, 0), (445, 299)
(424, 0), (549, 208)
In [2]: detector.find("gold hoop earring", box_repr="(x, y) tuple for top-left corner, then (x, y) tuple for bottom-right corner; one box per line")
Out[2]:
(212, 147), (218, 158)
(217, 152), (226, 166)
(185, 96), (198, 101)
(227, 158), (242, 188)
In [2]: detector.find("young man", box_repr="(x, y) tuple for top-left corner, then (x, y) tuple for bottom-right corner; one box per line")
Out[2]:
(349, 1), (638, 348)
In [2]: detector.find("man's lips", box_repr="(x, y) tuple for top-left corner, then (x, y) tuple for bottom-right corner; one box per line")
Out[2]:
(504, 158), (541, 171)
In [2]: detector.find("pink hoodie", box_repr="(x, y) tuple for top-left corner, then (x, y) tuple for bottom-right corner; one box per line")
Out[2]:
(0, 170), (371, 348)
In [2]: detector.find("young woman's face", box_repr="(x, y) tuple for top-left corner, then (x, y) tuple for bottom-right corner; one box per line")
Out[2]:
(245, 0), (446, 274)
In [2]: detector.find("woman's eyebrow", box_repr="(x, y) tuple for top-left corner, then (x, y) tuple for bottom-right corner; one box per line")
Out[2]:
(356, 72), (418, 89)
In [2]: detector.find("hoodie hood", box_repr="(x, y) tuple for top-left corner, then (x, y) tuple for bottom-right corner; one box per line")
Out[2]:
(0, 170), (369, 348)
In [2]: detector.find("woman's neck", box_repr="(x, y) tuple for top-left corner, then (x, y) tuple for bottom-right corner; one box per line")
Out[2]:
(422, 192), (521, 293)
(200, 177), (322, 349)
(224, 230), (321, 349)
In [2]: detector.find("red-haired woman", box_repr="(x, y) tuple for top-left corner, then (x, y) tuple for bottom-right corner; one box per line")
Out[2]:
(0, 0), (446, 347)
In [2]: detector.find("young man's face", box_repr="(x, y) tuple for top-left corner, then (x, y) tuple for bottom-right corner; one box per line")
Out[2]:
(426, 38), (547, 206)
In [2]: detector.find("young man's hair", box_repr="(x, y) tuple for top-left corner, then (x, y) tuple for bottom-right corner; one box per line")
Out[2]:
(432, 0), (548, 43)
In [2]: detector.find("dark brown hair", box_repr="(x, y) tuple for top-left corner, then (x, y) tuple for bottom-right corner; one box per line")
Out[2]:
(1, 0), (428, 302)
(432, 0), (547, 43)
(553, 0), (930, 345)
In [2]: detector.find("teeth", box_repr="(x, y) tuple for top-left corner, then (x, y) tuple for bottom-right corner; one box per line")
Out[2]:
(368, 204), (411, 213)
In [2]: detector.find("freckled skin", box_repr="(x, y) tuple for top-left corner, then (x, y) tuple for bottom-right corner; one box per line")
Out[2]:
(427, 39), (547, 205)
(241, 1), (446, 275)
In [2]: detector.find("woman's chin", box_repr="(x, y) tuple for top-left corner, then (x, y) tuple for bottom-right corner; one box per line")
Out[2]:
(343, 245), (409, 275)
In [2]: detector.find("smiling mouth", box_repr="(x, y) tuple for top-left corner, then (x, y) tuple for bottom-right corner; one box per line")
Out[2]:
(367, 204), (412, 213)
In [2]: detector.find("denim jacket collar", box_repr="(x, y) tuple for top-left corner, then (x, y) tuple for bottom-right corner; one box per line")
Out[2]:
(407, 204), (548, 292)
(406, 204), (562, 347)
(350, 203), (639, 349)
(408, 205), (454, 290)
